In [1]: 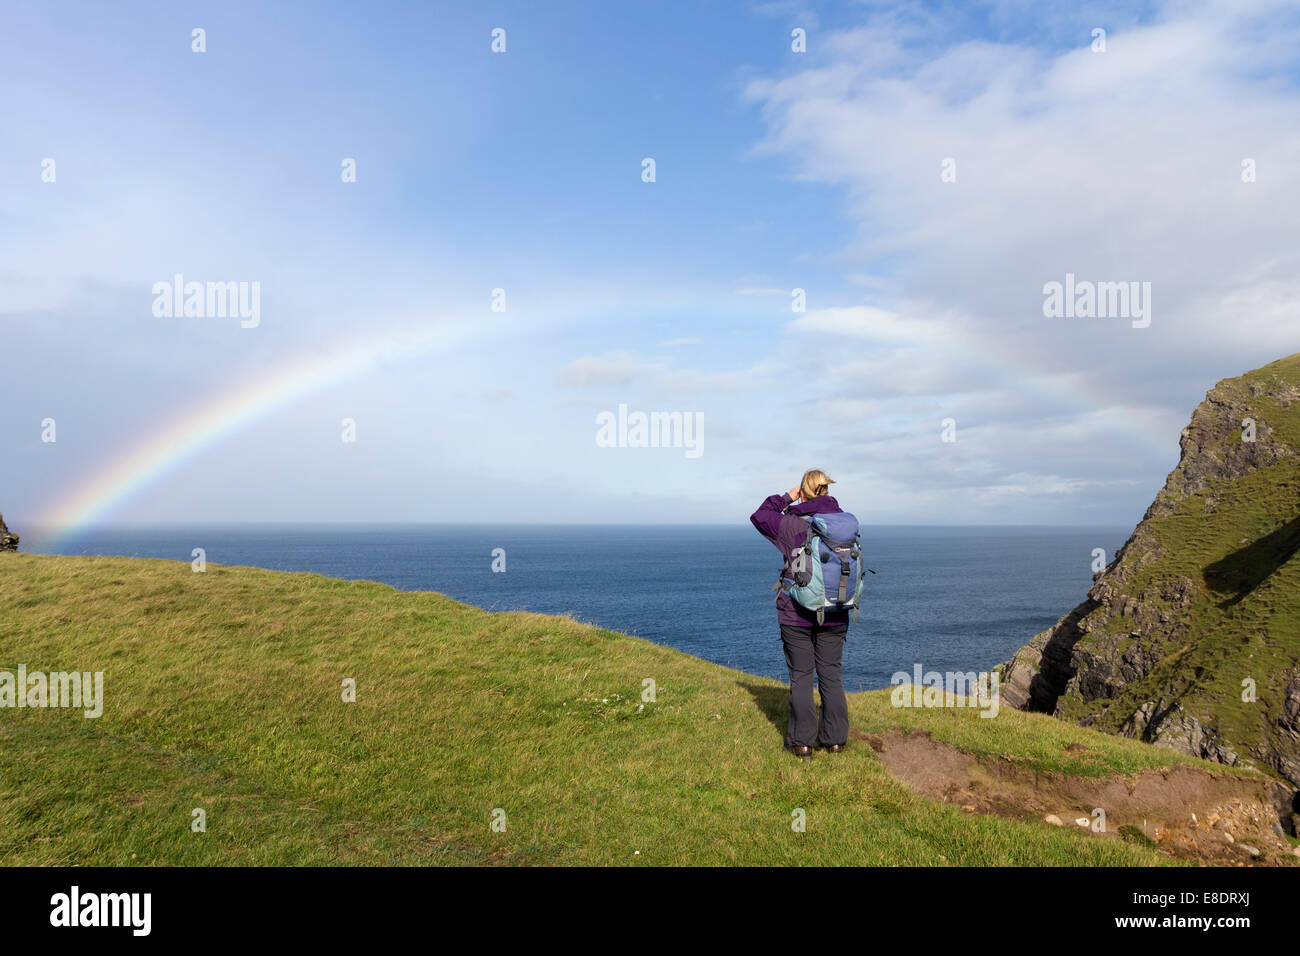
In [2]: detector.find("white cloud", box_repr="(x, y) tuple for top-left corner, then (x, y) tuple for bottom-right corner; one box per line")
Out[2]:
(729, 0), (1300, 522)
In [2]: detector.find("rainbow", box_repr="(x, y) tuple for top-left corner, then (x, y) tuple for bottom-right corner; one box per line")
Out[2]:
(40, 317), (479, 547)
(39, 302), (1173, 547)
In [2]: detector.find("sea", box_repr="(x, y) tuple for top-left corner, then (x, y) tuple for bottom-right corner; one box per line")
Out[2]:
(20, 524), (1129, 690)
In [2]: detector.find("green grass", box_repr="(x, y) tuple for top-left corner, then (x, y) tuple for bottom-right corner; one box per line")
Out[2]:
(1055, 355), (1300, 755)
(0, 554), (1232, 866)
(1118, 825), (1158, 849)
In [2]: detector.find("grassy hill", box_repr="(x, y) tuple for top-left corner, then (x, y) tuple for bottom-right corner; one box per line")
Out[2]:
(1, 554), (1294, 866)
(1002, 354), (1300, 793)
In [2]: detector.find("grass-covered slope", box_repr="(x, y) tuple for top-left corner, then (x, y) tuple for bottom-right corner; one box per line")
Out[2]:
(1002, 354), (1300, 789)
(0, 554), (1251, 866)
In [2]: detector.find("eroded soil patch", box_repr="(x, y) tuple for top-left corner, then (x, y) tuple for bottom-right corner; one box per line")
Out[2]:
(864, 729), (1298, 865)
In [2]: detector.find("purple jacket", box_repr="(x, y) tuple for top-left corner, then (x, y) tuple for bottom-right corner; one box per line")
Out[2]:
(750, 493), (851, 628)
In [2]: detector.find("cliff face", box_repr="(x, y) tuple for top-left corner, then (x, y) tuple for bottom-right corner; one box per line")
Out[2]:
(0, 515), (17, 552)
(1002, 355), (1300, 793)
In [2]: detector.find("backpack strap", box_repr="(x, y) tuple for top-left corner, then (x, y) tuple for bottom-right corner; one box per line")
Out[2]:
(853, 546), (878, 616)
(772, 520), (817, 602)
(835, 545), (851, 602)
(819, 528), (857, 604)
(817, 532), (855, 604)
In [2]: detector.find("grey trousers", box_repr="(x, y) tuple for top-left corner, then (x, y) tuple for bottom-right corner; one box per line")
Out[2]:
(780, 622), (849, 748)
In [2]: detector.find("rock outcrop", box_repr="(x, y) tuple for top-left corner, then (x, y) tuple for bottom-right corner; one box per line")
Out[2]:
(0, 514), (17, 552)
(1001, 354), (1300, 811)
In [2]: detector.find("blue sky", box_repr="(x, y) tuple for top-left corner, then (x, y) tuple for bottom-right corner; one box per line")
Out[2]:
(5, 0), (1300, 538)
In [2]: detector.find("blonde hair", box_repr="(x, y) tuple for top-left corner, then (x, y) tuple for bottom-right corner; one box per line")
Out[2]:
(800, 469), (835, 500)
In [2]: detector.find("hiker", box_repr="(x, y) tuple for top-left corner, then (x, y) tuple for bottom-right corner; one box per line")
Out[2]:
(751, 469), (866, 759)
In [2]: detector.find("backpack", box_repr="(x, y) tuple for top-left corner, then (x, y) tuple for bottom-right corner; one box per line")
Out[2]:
(772, 511), (873, 624)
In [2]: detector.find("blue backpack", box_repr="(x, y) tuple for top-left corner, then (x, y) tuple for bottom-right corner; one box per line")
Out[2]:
(773, 511), (873, 623)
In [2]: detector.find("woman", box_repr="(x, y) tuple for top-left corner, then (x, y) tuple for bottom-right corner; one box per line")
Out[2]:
(749, 469), (850, 758)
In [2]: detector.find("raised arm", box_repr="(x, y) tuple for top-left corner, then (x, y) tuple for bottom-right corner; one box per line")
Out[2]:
(750, 492), (794, 545)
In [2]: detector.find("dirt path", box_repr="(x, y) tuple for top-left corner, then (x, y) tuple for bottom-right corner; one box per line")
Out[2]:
(860, 728), (1299, 865)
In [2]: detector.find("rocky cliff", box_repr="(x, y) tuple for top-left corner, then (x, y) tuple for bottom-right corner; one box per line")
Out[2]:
(1002, 354), (1300, 799)
(0, 515), (17, 552)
